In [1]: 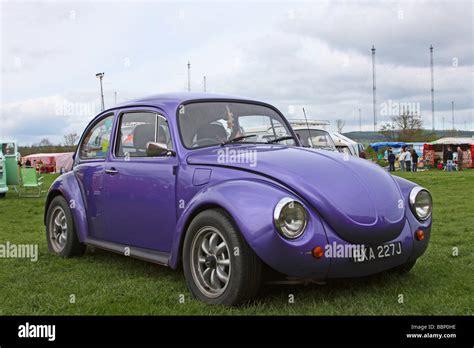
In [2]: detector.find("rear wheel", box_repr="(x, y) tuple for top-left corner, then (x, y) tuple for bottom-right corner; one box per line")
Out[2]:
(46, 196), (86, 257)
(0, 192), (5, 198)
(183, 209), (262, 306)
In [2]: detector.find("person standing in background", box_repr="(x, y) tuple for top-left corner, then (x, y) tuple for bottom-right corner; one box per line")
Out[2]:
(457, 146), (464, 171)
(399, 148), (406, 172)
(411, 149), (419, 172)
(446, 146), (454, 171)
(388, 149), (396, 172)
(404, 147), (412, 173)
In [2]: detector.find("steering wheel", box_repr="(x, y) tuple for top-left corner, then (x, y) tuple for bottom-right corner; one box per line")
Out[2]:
(192, 138), (218, 147)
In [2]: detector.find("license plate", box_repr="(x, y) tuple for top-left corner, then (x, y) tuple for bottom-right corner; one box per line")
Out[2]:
(353, 242), (402, 263)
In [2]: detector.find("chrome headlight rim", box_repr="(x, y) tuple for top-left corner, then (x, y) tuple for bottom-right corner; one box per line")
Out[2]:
(409, 187), (433, 221)
(273, 197), (308, 239)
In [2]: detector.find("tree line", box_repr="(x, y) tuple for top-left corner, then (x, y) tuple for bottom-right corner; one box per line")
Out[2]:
(19, 133), (78, 156)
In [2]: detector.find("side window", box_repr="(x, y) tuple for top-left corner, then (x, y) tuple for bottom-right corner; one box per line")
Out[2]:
(79, 115), (114, 160)
(115, 112), (173, 158)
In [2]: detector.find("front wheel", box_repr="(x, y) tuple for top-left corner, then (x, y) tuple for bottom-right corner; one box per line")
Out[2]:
(183, 209), (262, 306)
(46, 196), (86, 257)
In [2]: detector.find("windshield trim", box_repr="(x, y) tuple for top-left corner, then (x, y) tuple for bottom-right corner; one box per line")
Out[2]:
(176, 99), (299, 151)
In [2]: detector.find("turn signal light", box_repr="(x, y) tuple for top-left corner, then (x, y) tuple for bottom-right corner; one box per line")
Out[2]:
(416, 230), (425, 241)
(312, 246), (324, 259)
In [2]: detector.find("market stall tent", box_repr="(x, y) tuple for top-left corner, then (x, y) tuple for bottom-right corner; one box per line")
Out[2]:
(423, 137), (474, 168)
(369, 142), (407, 152)
(22, 153), (74, 173)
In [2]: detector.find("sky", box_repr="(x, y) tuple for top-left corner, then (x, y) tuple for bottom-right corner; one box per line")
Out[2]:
(1, 0), (473, 145)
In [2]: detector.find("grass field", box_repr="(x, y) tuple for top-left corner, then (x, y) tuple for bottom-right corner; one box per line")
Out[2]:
(0, 170), (472, 315)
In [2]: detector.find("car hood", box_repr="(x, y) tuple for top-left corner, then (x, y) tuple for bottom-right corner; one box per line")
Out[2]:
(187, 145), (406, 244)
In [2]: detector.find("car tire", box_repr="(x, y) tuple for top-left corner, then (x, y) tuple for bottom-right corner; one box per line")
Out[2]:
(46, 195), (86, 257)
(183, 209), (262, 306)
(0, 193), (5, 198)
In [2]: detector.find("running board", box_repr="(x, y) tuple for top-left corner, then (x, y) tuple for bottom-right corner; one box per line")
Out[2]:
(84, 237), (170, 266)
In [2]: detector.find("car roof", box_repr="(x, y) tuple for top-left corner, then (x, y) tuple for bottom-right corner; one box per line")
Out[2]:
(111, 92), (258, 112)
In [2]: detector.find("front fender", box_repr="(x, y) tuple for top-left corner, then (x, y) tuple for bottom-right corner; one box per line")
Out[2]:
(391, 175), (418, 197)
(44, 172), (89, 243)
(392, 175), (432, 260)
(169, 179), (330, 278)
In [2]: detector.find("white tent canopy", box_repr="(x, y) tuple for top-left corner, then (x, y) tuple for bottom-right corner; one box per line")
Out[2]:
(432, 137), (474, 145)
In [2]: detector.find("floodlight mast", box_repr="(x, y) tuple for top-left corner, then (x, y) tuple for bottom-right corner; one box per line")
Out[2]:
(96, 72), (105, 111)
(371, 45), (377, 132)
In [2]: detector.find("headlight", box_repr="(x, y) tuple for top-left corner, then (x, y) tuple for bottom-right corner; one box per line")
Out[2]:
(273, 197), (308, 239)
(409, 187), (432, 221)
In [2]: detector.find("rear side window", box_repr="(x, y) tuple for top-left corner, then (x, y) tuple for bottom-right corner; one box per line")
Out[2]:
(115, 112), (173, 158)
(79, 115), (114, 160)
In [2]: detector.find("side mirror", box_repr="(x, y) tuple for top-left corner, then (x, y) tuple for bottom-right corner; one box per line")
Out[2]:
(146, 142), (175, 157)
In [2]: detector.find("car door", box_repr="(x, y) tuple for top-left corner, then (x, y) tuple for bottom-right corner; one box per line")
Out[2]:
(102, 108), (177, 252)
(74, 113), (115, 239)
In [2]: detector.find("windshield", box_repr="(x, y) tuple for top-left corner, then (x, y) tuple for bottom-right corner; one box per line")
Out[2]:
(177, 102), (296, 149)
(294, 129), (336, 151)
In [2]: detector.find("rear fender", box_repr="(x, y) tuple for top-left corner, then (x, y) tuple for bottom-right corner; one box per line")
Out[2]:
(44, 172), (89, 242)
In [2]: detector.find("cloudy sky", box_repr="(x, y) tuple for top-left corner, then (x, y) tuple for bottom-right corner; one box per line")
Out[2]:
(1, 0), (473, 145)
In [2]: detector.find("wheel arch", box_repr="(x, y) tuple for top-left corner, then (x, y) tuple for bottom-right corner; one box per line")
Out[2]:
(168, 179), (298, 270)
(44, 173), (90, 243)
(171, 202), (238, 269)
(44, 189), (63, 224)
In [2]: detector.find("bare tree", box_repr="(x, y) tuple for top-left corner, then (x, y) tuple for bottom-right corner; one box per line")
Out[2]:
(335, 119), (346, 133)
(378, 109), (425, 142)
(63, 133), (79, 146)
(38, 138), (52, 147)
(379, 123), (397, 141)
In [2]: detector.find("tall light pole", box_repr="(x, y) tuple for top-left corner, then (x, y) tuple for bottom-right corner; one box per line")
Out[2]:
(96, 72), (105, 111)
(114, 91), (117, 105)
(371, 45), (377, 132)
(203, 75), (207, 92)
(358, 108), (362, 132)
(187, 61), (191, 92)
(442, 116), (445, 133)
(430, 45), (435, 131)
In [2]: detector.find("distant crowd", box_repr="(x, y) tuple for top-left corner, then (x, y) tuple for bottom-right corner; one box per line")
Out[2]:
(387, 146), (419, 172)
(386, 145), (465, 172)
(443, 146), (465, 172)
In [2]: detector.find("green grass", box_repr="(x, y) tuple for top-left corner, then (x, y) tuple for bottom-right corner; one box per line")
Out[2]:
(0, 170), (472, 315)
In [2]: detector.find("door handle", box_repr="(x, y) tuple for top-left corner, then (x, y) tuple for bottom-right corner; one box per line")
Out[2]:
(105, 168), (119, 175)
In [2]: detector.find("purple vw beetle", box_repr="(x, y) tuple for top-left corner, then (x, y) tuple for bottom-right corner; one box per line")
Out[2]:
(44, 93), (432, 305)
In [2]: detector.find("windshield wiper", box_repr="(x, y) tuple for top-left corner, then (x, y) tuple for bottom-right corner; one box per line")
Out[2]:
(267, 136), (294, 144)
(221, 134), (257, 146)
